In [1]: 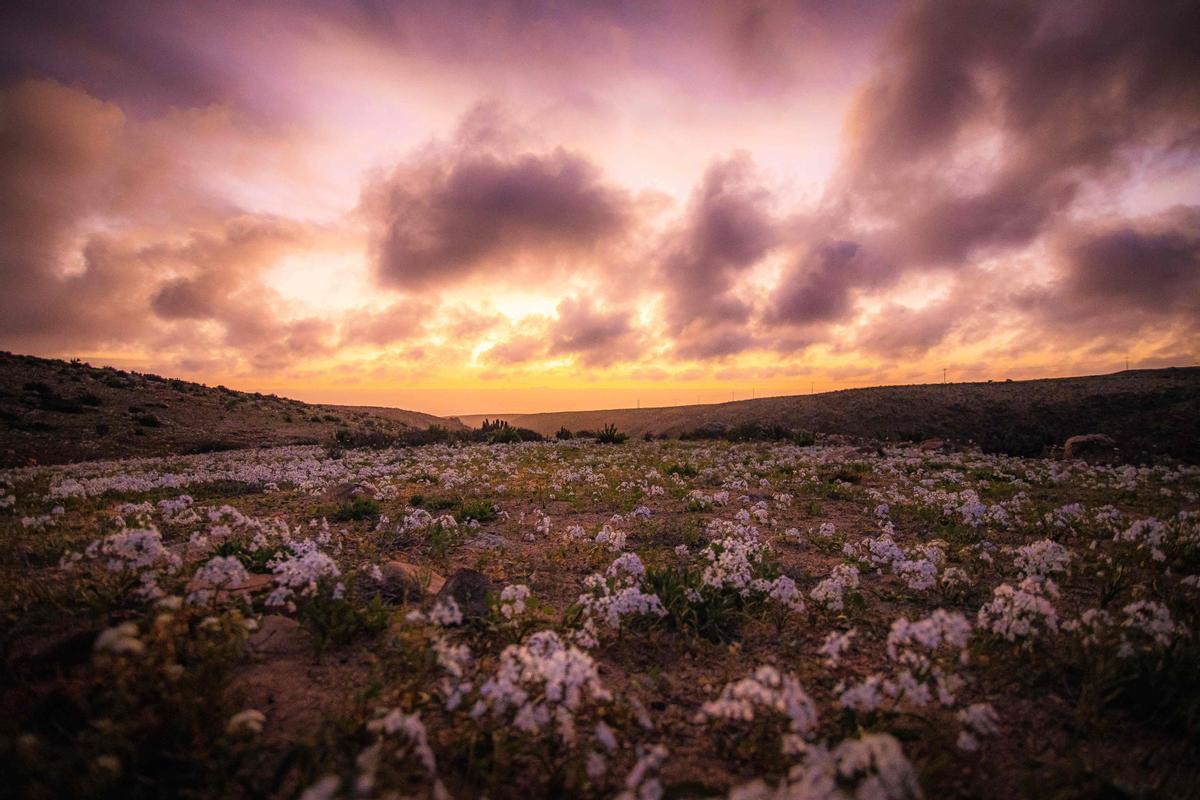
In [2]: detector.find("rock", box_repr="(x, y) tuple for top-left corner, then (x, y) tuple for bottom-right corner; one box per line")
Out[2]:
(465, 532), (507, 551)
(322, 481), (379, 505)
(186, 572), (273, 603)
(1063, 434), (1118, 463)
(247, 615), (308, 657)
(436, 569), (493, 620)
(377, 561), (445, 602)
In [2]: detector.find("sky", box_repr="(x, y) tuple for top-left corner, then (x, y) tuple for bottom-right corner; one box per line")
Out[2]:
(1, 0), (1198, 416)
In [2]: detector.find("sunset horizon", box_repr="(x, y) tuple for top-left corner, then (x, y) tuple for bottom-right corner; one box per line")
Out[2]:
(7, 349), (1181, 418)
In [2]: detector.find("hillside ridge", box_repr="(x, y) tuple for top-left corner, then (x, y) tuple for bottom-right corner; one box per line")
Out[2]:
(0, 351), (462, 467)
(477, 368), (1200, 462)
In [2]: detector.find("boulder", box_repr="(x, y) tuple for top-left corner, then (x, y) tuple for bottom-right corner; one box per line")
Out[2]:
(436, 569), (493, 620)
(377, 561), (445, 602)
(1063, 434), (1118, 463)
(247, 615), (308, 657)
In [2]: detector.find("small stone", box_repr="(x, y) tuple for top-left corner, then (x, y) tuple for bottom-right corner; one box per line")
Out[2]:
(435, 569), (493, 620)
(322, 481), (378, 505)
(465, 532), (507, 551)
(377, 561), (445, 602)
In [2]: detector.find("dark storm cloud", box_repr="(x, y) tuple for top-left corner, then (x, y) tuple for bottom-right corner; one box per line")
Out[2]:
(363, 107), (635, 291)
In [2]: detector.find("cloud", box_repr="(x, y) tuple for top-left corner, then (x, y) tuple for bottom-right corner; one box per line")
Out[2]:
(768, 240), (878, 327)
(673, 326), (759, 360)
(363, 104), (636, 290)
(341, 298), (437, 346)
(1057, 207), (1200, 314)
(656, 153), (777, 350)
(854, 300), (959, 358)
(548, 296), (643, 367)
(482, 333), (547, 367)
(838, 0), (1200, 267)
(1018, 206), (1200, 342)
(750, 0), (1200, 358)
(0, 79), (142, 346)
(3, 2), (1200, 393)
(0, 3), (237, 114)
(476, 297), (648, 370)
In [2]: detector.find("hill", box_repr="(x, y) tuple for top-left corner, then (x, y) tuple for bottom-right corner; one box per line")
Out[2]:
(0, 352), (462, 467)
(485, 368), (1200, 462)
(454, 413), (521, 428)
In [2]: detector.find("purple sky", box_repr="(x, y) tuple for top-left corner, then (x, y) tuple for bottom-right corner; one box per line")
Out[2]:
(1, 1), (1197, 414)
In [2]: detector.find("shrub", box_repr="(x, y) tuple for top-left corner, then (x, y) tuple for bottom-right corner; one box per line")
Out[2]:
(398, 425), (454, 446)
(300, 592), (389, 654)
(488, 425), (523, 444)
(597, 423), (627, 444)
(332, 498), (381, 522)
(420, 495), (459, 512)
(555, 426), (573, 440)
(332, 426), (397, 449)
(455, 499), (497, 524)
(643, 566), (751, 642)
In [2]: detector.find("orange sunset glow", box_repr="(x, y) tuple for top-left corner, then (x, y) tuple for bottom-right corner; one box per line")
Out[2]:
(2, 1), (1198, 415)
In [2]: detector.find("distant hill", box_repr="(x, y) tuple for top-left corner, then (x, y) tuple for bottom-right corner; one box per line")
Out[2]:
(455, 414), (522, 428)
(480, 369), (1200, 462)
(0, 352), (463, 467)
(5, 352), (1198, 467)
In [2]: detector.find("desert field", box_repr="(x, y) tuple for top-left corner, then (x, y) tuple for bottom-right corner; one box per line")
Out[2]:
(3, 437), (1198, 798)
(4, 3), (1200, 797)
